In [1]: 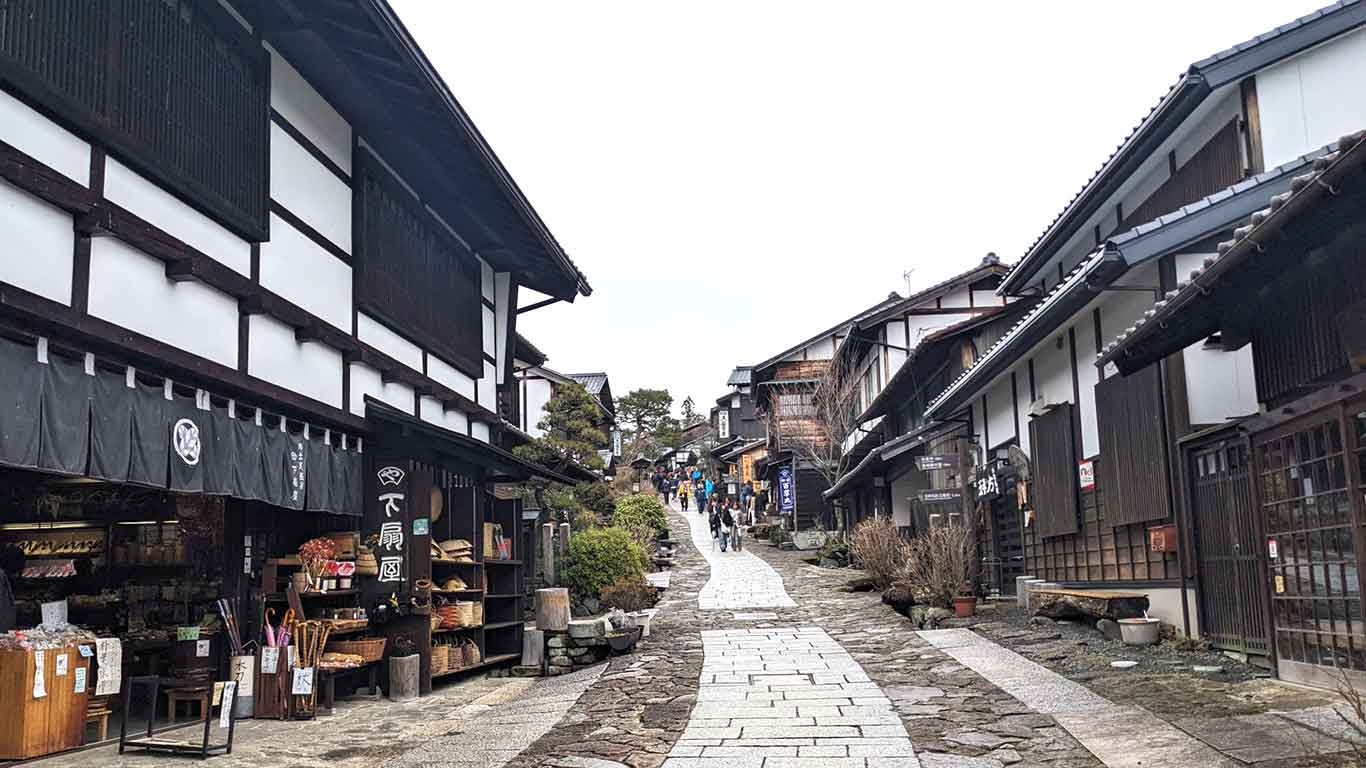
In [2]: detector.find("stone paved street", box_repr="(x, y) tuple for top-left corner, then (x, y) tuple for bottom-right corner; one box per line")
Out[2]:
(680, 505), (794, 610)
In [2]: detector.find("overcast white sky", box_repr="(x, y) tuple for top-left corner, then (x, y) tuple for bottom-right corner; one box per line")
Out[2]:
(392, 0), (1327, 417)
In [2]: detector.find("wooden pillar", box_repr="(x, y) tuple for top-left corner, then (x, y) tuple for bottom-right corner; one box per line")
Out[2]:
(558, 522), (571, 560)
(541, 523), (555, 586)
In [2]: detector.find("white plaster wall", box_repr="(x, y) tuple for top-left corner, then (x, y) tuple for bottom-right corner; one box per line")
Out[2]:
(444, 408), (469, 435)
(350, 364), (415, 417)
(104, 158), (252, 275)
(891, 473), (915, 527)
(428, 355), (477, 401)
(1014, 369), (1032, 458)
(259, 212), (352, 331)
(908, 314), (972, 347)
(1032, 334), (1074, 409)
(267, 47), (351, 173)
(884, 320), (908, 375)
(1074, 317), (1102, 457)
(419, 395), (445, 427)
(494, 272), (510, 385)
(1184, 343), (1258, 424)
(0, 180), (74, 304)
(88, 238), (238, 368)
(985, 375), (1016, 449)
(481, 260), (495, 302)
(970, 289), (1003, 307)
(247, 314), (343, 408)
(1257, 28), (1366, 167)
(482, 305), (496, 357)
(479, 361), (496, 409)
(471, 421), (490, 444)
(0, 89), (90, 185)
(941, 286), (972, 308)
(270, 122), (351, 252)
(357, 313), (422, 371)
(381, 380), (416, 414)
(522, 377), (553, 437)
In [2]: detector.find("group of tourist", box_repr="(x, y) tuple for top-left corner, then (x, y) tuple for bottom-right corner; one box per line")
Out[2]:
(651, 466), (756, 553)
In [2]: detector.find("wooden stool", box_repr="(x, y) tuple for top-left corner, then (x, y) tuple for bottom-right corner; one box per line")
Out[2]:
(165, 687), (211, 721)
(85, 707), (111, 743)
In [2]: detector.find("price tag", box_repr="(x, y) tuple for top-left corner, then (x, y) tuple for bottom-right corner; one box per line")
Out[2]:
(261, 647), (280, 674)
(77, 645), (93, 658)
(196, 639), (211, 658)
(32, 652), (46, 699)
(291, 667), (314, 695)
(177, 626), (201, 642)
(219, 682), (236, 729)
(55, 653), (68, 677)
(73, 667), (87, 694)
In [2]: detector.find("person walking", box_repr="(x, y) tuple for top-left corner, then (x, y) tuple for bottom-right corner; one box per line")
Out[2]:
(694, 479), (707, 515)
(719, 500), (736, 553)
(740, 480), (754, 513)
(679, 477), (692, 511)
(709, 503), (723, 550)
(669, 474), (680, 504)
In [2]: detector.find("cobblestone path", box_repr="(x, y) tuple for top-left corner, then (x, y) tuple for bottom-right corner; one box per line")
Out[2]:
(681, 503), (795, 610)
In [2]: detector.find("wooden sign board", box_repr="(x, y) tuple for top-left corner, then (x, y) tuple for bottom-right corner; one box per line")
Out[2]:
(916, 455), (957, 472)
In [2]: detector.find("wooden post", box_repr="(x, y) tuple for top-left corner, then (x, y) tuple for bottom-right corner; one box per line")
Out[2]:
(541, 523), (555, 585)
(534, 588), (570, 631)
(558, 522), (571, 560)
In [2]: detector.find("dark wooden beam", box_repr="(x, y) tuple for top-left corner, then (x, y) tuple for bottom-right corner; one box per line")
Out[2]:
(0, 140), (98, 214)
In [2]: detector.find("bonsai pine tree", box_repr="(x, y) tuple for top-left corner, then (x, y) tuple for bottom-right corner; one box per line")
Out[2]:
(515, 382), (607, 476)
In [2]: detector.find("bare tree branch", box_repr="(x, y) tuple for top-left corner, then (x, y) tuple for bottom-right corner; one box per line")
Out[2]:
(766, 352), (862, 487)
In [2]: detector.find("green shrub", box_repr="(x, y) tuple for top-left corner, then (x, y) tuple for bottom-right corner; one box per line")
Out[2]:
(613, 494), (668, 534)
(600, 573), (658, 612)
(573, 481), (617, 517)
(564, 526), (648, 598)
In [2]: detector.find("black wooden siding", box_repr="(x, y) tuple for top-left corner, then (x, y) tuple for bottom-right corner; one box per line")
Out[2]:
(1121, 119), (1244, 232)
(0, 0), (269, 239)
(1029, 403), (1079, 538)
(1095, 365), (1170, 526)
(355, 149), (483, 379)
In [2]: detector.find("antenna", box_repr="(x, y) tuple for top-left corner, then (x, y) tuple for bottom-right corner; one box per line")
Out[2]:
(903, 269), (916, 296)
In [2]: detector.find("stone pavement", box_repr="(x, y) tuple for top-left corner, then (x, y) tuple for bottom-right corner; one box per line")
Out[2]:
(680, 503), (794, 610)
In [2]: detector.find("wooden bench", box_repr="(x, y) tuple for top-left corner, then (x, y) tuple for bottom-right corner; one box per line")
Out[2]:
(1030, 587), (1149, 621)
(164, 686), (211, 721)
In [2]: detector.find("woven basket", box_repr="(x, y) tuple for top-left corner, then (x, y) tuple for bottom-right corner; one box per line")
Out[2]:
(430, 644), (448, 676)
(430, 613), (443, 634)
(455, 601), (475, 627)
(471, 601), (484, 627)
(461, 638), (481, 666)
(325, 637), (387, 663)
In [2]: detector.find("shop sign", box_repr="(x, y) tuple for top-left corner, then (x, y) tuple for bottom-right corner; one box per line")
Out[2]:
(777, 465), (795, 514)
(1268, 537), (1279, 559)
(1078, 460), (1096, 490)
(916, 455), (957, 472)
(375, 464), (407, 585)
(918, 488), (961, 503)
(974, 467), (1001, 501)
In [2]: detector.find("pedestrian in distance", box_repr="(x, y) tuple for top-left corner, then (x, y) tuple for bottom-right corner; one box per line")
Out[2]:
(679, 477), (691, 511)
(727, 497), (744, 551)
(694, 479), (707, 515)
(709, 503), (723, 550)
(669, 474), (679, 504)
(719, 500), (736, 552)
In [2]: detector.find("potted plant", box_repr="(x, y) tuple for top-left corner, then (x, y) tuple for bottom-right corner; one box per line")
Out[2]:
(298, 537), (338, 592)
(387, 636), (420, 701)
(952, 582), (977, 618)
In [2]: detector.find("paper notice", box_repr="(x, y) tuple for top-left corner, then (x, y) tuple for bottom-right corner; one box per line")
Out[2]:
(55, 653), (68, 677)
(291, 667), (314, 695)
(40, 600), (68, 628)
(33, 652), (46, 698)
(212, 681), (224, 706)
(220, 681), (236, 729)
(230, 655), (255, 697)
(95, 638), (122, 696)
(73, 666), (87, 694)
(177, 626), (201, 641)
(260, 647), (279, 674)
(196, 639), (211, 658)
(78, 645), (93, 658)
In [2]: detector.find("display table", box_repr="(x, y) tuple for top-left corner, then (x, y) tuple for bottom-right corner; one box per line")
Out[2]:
(0, 645), (93, 759)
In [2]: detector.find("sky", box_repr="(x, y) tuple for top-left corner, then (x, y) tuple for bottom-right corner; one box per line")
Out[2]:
(391, 0), (1329, 418)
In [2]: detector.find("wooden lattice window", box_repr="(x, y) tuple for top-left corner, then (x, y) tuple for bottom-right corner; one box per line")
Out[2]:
(355, 149), (482, 378)
(1028, 403), (1079, 538)
(1095, 365), (1170, 526)
(0, 0), (268, 239)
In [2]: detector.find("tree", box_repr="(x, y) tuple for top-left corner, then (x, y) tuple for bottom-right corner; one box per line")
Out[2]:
(681, 396), (698, 422)
(514, 383), (607, 476)
(615, 388), (673, 438)
(767, 352), (860, 488)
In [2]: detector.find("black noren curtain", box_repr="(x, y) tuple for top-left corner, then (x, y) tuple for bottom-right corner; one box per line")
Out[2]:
(305, 437), (334, 514)
(282, 433), (306, 511)
(89, 369), (133, 482)
(128, 383), (168, 488)
(329, 445), (363, 517)
(232, 418), (267, 503)
(204, 407), (238, 497)
(0, 337), (42, 469)
(167, 395), (206, 493)
(261, 425), (289, 509)
(38, 354), (92, 475)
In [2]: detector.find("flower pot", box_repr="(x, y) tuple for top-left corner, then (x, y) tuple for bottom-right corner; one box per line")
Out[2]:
(291, 572), (310, 593)
(952, 596), (977, 618)
(1119, 617), (1162, 646)
(606, 626), (642, 653)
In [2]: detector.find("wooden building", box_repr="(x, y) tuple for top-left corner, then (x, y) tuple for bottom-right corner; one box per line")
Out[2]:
(712, 367), (764, 442)
(0, 0), (588, 725)
(1098, 131), (1366, 688)
(922, 5), (1366, 632)
(513, 366), (616, 453)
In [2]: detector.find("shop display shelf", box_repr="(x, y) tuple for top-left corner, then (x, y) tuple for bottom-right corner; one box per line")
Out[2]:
(483, 559), (521, 566)
(432, 589), (483, 596)
(483, 594), (520, 600)
(431, 653), (518, 678)
(484, 621), (521, 630)
(264, 589), (359, 601)
(432, 560), (481, 568)
(431, 625), (482, 634)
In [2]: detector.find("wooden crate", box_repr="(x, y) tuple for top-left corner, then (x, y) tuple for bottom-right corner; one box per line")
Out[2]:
(0, 646), (92, 759)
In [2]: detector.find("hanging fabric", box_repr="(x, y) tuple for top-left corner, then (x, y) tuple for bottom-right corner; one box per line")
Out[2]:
(127, 381), (169, 487)
(203, 405), (238, 496)
(37, 352), (92, 475)
(305, 437), (334, 514)
(0, 337), (43, 469)
(260, 423), (289, 508)
(166, 394), (206, 493)
(232, 417), (267, 503)
(89, 368), (133, 482)
(282, 428), (306, 511)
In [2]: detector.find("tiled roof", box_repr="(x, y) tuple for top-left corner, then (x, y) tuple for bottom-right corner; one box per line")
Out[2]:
(727, 366), (754, 386)
(752, 292), (905, 375)
(1098, 130), (1366, 370)
(1001, 0), (1365, 294)
(566, 372), (608, 394)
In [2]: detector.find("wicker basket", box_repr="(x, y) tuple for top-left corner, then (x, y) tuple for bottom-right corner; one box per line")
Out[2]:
(461, 638), (481, 666)
(471, 601), (484, 627)
(430, 644), (448, 676)
(430, 613), (443, 634)
(325, 637), (387, 663)
(455, 601), (476, 627)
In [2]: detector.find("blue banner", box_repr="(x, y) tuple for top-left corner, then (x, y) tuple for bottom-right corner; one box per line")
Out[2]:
(777, 465), (795, 514)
